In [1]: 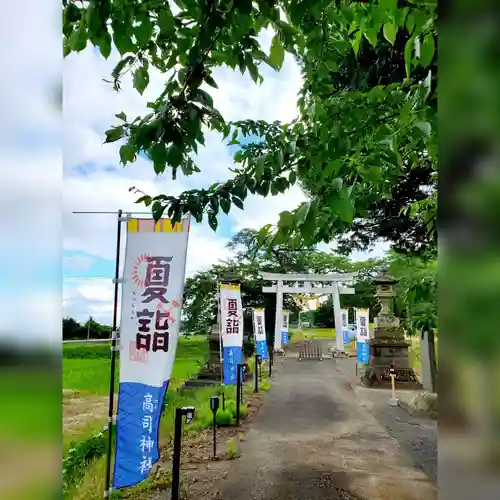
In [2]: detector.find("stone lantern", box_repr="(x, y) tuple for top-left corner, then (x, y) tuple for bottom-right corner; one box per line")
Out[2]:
(361, 268), (421, 389)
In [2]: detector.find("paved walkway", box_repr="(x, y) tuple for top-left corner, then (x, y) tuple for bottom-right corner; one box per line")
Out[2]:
(189, 351), (438, 500)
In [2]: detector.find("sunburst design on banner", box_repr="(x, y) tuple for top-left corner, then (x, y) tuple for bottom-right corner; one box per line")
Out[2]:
(131, 253), (150, 289)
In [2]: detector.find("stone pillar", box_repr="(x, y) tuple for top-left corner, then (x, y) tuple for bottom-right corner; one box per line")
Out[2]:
(420, 330), (433, 391)
(274, 280), (283, 352)
(333, 281), (344, 353)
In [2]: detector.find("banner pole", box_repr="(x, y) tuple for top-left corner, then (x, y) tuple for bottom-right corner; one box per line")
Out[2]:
(104, 208), (124, 498)
(216, 281), (225, 409)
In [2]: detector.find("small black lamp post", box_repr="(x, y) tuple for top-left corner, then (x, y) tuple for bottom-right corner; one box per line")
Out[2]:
(254, 354), (262, 392)
(236, 363), (245, 425)
(210, 395), (220, 458)
(171, 406), (195, 500)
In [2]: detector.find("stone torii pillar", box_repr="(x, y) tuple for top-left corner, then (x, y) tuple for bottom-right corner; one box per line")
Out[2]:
(274, 280), (284, 351)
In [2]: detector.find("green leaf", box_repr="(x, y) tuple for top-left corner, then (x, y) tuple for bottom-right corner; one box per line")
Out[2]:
(255, 155), (266, 179)
(279, 210), (294, 228)
(133, 66), (149, 95)
(352, 30), (362, 56)
(404, 37), (414, 77)
(195, 89), (214, 108)
(379, 0), (398, 11)
(274, 149), (284, 170)
(69, 23), (87, 52)
(205, 74), (218, 89)
(220, 198), (231, 214)
(158, 9), (175, 36)
(135, 195), (152, 206)
(269, 34), (285, 70)
(134, 17), (153, 46)
(294, 202), (310, 225)
(209, 196), (219, 214)
(151, 142), (168, 174)
(285, 141), (296, 155)
(332, 178), (343, 190)
(383, 23), (397, 45)
(405, 13), (416, 34)
(419, 33), (435, 67)
(232, 197), (244, 210)
(115, 112), (127, 121)
(152, 201), (166, 221)
(98, 32), (112, 58)
(232, 183), (248, 200)
(329, 193), (354, 223)
(113, 22), (135, 55)
(119, 144), (136, 164)
(289, 170), (297, 185)
(415, 121), (432, 137)
(364, 27), (379, 48)
(166, 146), (183, 168)
(104, 126), (124, 143)
(208, 211), (218, 231)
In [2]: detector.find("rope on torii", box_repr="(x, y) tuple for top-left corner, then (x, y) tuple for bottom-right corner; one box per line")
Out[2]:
(260, 272), (358, 353)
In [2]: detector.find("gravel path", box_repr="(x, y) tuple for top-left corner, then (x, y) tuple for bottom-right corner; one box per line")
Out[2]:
(188, 348), (437, 500)
(335, 357), (438, 482)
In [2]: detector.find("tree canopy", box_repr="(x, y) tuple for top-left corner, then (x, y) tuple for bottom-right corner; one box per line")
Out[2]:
(181, 228), (384, 341)
(63, 0), (437, 254)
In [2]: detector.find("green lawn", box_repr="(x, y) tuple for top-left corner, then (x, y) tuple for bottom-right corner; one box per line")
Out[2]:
(63, 336), (208, 395)
(290, 328), (336, 341)
(62, 337), (267, 500)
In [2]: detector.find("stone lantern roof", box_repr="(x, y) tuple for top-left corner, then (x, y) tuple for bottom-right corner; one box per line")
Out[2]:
(373, 268), (398, 287)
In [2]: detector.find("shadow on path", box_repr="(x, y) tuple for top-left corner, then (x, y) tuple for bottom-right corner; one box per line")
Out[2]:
(186, 356), (437, 500)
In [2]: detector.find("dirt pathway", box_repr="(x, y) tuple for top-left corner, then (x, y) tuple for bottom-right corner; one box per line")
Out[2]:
(187, 353), (437, 500)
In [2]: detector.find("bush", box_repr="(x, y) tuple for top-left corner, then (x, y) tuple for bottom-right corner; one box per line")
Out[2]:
(63, 431), (108, 493)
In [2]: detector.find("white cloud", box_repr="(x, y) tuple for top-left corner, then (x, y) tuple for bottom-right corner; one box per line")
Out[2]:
(61, 28), (306, 322)
(232, 185), (308, 232)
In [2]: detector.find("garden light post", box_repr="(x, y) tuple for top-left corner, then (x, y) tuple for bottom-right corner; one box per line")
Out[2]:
(171, 406), (195, 500)
(210, 396), (220, 458)
(254, 354), (262, 393)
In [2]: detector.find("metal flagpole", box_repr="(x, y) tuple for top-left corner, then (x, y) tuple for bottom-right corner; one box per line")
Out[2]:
(103, 208), (125, 498)
(216, 281), (225, 408)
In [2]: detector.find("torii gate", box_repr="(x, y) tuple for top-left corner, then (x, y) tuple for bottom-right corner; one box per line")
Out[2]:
(261, 272), (357, 353)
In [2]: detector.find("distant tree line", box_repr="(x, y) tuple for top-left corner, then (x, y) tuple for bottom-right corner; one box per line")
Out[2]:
(63, 317), (112, 340)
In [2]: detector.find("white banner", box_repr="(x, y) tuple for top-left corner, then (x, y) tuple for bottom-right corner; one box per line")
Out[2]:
(253, 308), (268, 360)
(253, 308), (266, 343)
(220, 284), (244, 385)
(281, 309), (290, 345)
(114, 217), (190, 489)
(341, 309), (349, 330)
(356, 308), (370, 343)
(220, 284), (243, 348)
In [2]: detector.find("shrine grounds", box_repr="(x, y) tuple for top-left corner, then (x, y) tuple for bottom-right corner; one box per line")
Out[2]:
(62, 329), (430, 499)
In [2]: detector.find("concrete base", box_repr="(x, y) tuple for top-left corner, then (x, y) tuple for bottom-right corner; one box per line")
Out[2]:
(390, 397), (399, 407)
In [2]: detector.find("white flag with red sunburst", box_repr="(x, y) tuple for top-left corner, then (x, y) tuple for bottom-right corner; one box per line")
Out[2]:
(113, 217), (190, 490)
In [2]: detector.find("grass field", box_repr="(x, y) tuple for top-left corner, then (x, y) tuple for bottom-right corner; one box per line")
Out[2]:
(62, 336), (265, 500)
(63, 337), (208, 396)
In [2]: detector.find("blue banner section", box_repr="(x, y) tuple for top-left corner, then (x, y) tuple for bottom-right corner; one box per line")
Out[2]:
(223, 346), (243, 385)
(343, 330), (350, 344)
(281, 330), (289, 345)
(256, 339), (268, 360)
(113, 380), (169, 489)
(357, 341), (370, 364)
